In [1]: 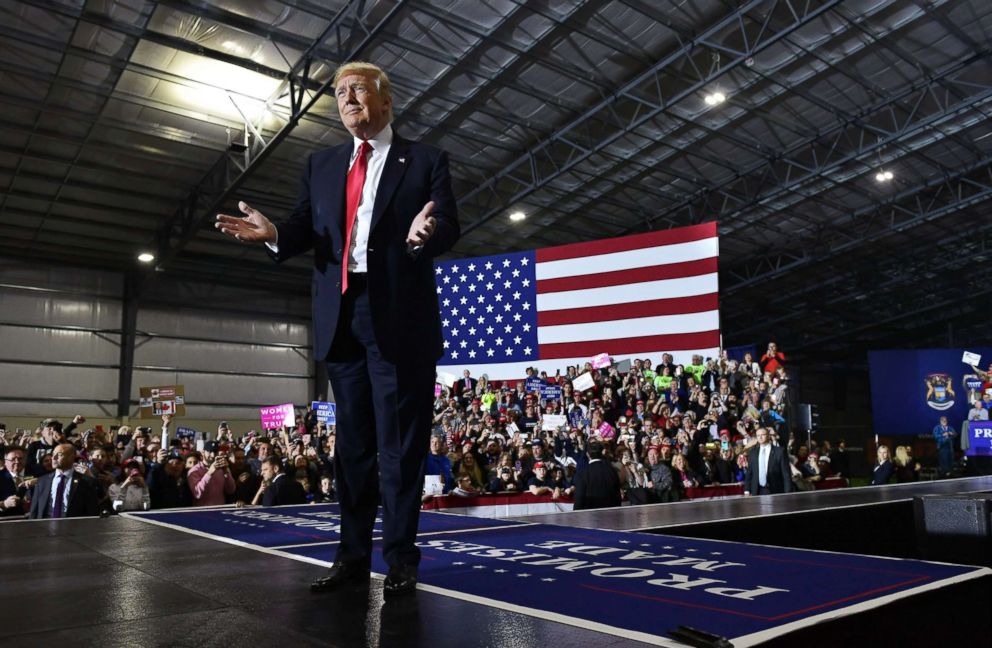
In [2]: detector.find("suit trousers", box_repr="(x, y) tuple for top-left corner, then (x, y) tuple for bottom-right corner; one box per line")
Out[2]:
(326, 273), (435, 568)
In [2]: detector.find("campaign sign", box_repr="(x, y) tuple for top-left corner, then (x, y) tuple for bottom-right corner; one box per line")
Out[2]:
(525, 376), (544, 392)
(539, 384), (563, 402)
(542, 414), (567, 431)
(572, 371), (595, 392)
(139, 384), (186, 418)
(311, 401), (336, 425)
(175, 426), (197, 440)
(967, 421), (992, 457)
(591, 352), (611, 369)
(260, 403), (295, 430)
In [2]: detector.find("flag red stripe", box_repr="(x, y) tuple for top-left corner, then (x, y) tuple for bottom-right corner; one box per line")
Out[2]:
(537, 293), (720, 327)
(538, 330), (721, 359)
(535, 222), (717, 263)
(536, 257), (717, 294)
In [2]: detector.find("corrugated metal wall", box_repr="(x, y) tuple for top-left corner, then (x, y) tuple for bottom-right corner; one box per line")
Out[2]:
(0, 259), (315, 422)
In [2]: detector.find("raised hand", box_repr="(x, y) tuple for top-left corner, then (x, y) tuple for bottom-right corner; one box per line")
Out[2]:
(215, 201), (277, 243)
(406, 201), (437, 246)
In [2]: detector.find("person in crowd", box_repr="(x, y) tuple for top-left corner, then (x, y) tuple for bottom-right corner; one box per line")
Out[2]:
(450, 474), (481, 497)
(871, 445), (894, 486)
(548, 465), (574, 497)
(744, 427), (794, 495)
(313, 475), (335, 503)
(572, 442), (621, 510)
(26, 418), (67, 475)
(670, 453), (698, 496)
(247, 438), (273, 475)
(149, 449), (192, 509)
(108, 458), (151, 512)
(932, 415), (957, 477)
(28, 443), (99, 518)
(644, 446), (675, 503)
(969, 399), (989, 422)
(893, 445), (919, 483)
(424, 434), (452, 496)
(715, 446), (737, 484)
(257, 456), (306, 506)
(454, 447), (485, 490)
(528, 462), (562, 499)
(759, 341), (785, 375)
(487, 465), (519, 493)
(187, 441), (236, 506)
(1, 446), (30, 517)
(227, 447), (261, 506)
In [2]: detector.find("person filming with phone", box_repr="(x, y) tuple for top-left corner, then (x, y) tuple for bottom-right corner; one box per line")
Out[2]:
(187, 440), (235, 506)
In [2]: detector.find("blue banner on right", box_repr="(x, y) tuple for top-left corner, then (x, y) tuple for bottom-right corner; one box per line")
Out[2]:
(868, 348), (991, 438)
(967, 421), (992, 456)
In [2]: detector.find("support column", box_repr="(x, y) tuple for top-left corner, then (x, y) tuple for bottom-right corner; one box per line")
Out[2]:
(117, 273), (140, 419)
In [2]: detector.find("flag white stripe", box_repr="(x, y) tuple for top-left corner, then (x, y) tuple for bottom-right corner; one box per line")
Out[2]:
(537, 310), (720, 345)
(535, 237), (718, 280)
(536, 273), (718, 312)
(436, 348), (721, 382)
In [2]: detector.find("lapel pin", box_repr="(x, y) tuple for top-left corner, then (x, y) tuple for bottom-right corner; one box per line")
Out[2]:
(399, 157), (406, 164)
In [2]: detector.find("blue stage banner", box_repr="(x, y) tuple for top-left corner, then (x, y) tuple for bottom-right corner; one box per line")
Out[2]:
(127, 504), (511, 548)
(967, 421), (992, 457)
(868, 348), (992, 438)
(128, 504), (990, 646)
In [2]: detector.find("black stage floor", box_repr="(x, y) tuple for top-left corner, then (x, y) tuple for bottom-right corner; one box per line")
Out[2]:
(3, 477), (992, 647)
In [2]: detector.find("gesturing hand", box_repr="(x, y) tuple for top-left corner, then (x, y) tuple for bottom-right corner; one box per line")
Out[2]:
(406, 201), (437, 246)
(215, 201), (278, 243)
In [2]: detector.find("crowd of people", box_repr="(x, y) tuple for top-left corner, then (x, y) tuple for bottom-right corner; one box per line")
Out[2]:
(0, 414), (337, 519)
(0, 342), (866, 519)
(424, 344), (855, 505)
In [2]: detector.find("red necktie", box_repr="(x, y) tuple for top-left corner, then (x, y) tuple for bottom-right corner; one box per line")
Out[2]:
(342, 141), (372, 294)
(52, 473), (66, 518)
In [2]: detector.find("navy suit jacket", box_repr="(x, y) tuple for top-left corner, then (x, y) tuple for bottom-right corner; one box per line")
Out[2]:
(28, 471), (100, 518)
(269, 132), (459, 364)
(261, 474), (306, 507)
(0, 470), (26, 517)
(745, 445), (795, 495)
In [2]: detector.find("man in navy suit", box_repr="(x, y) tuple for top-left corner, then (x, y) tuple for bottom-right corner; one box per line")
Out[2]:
(216, 61), (459, 596)
(744, 428), (795, 496)
(28, 443), (99, 518)
(259, 456), (306, 506)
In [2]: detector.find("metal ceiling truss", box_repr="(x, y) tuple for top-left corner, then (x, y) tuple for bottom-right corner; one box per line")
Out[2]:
(153, 0), (408, 268)
(454, 0), (844, 241)
(723, 153), (992, 295)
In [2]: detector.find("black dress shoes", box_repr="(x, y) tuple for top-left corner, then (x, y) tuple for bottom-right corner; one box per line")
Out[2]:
(310, 560), (370, 592)
(383, 564), (418, 597)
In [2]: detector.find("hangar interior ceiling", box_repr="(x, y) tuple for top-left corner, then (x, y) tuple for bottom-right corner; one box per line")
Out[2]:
(1, 0), (990, 360)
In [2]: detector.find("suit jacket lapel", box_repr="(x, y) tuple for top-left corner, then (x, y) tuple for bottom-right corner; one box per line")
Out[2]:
(325, 144), (352, 247)
(370, 135), (411, 233)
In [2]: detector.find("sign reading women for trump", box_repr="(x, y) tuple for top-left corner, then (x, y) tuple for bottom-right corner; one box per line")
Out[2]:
(434, 222), (720, 380)
(259, 403), (295, 429)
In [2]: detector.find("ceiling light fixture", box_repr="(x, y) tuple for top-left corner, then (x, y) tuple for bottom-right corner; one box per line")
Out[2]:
(874, 170), (894, 182)
(137, 252), (156, 263)
(704, 91), (726, 106)
(509, 211), (526, 222)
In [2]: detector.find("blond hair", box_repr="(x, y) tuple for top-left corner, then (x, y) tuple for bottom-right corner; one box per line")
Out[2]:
(333, 61), (393, 120)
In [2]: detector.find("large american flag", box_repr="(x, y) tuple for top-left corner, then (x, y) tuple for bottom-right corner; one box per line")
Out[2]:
(434, 222), (720, 380)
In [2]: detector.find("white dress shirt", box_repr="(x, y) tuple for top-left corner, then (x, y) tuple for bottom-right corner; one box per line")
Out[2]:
(758, 445), (770, 488)
(346, 125), (392, 273)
